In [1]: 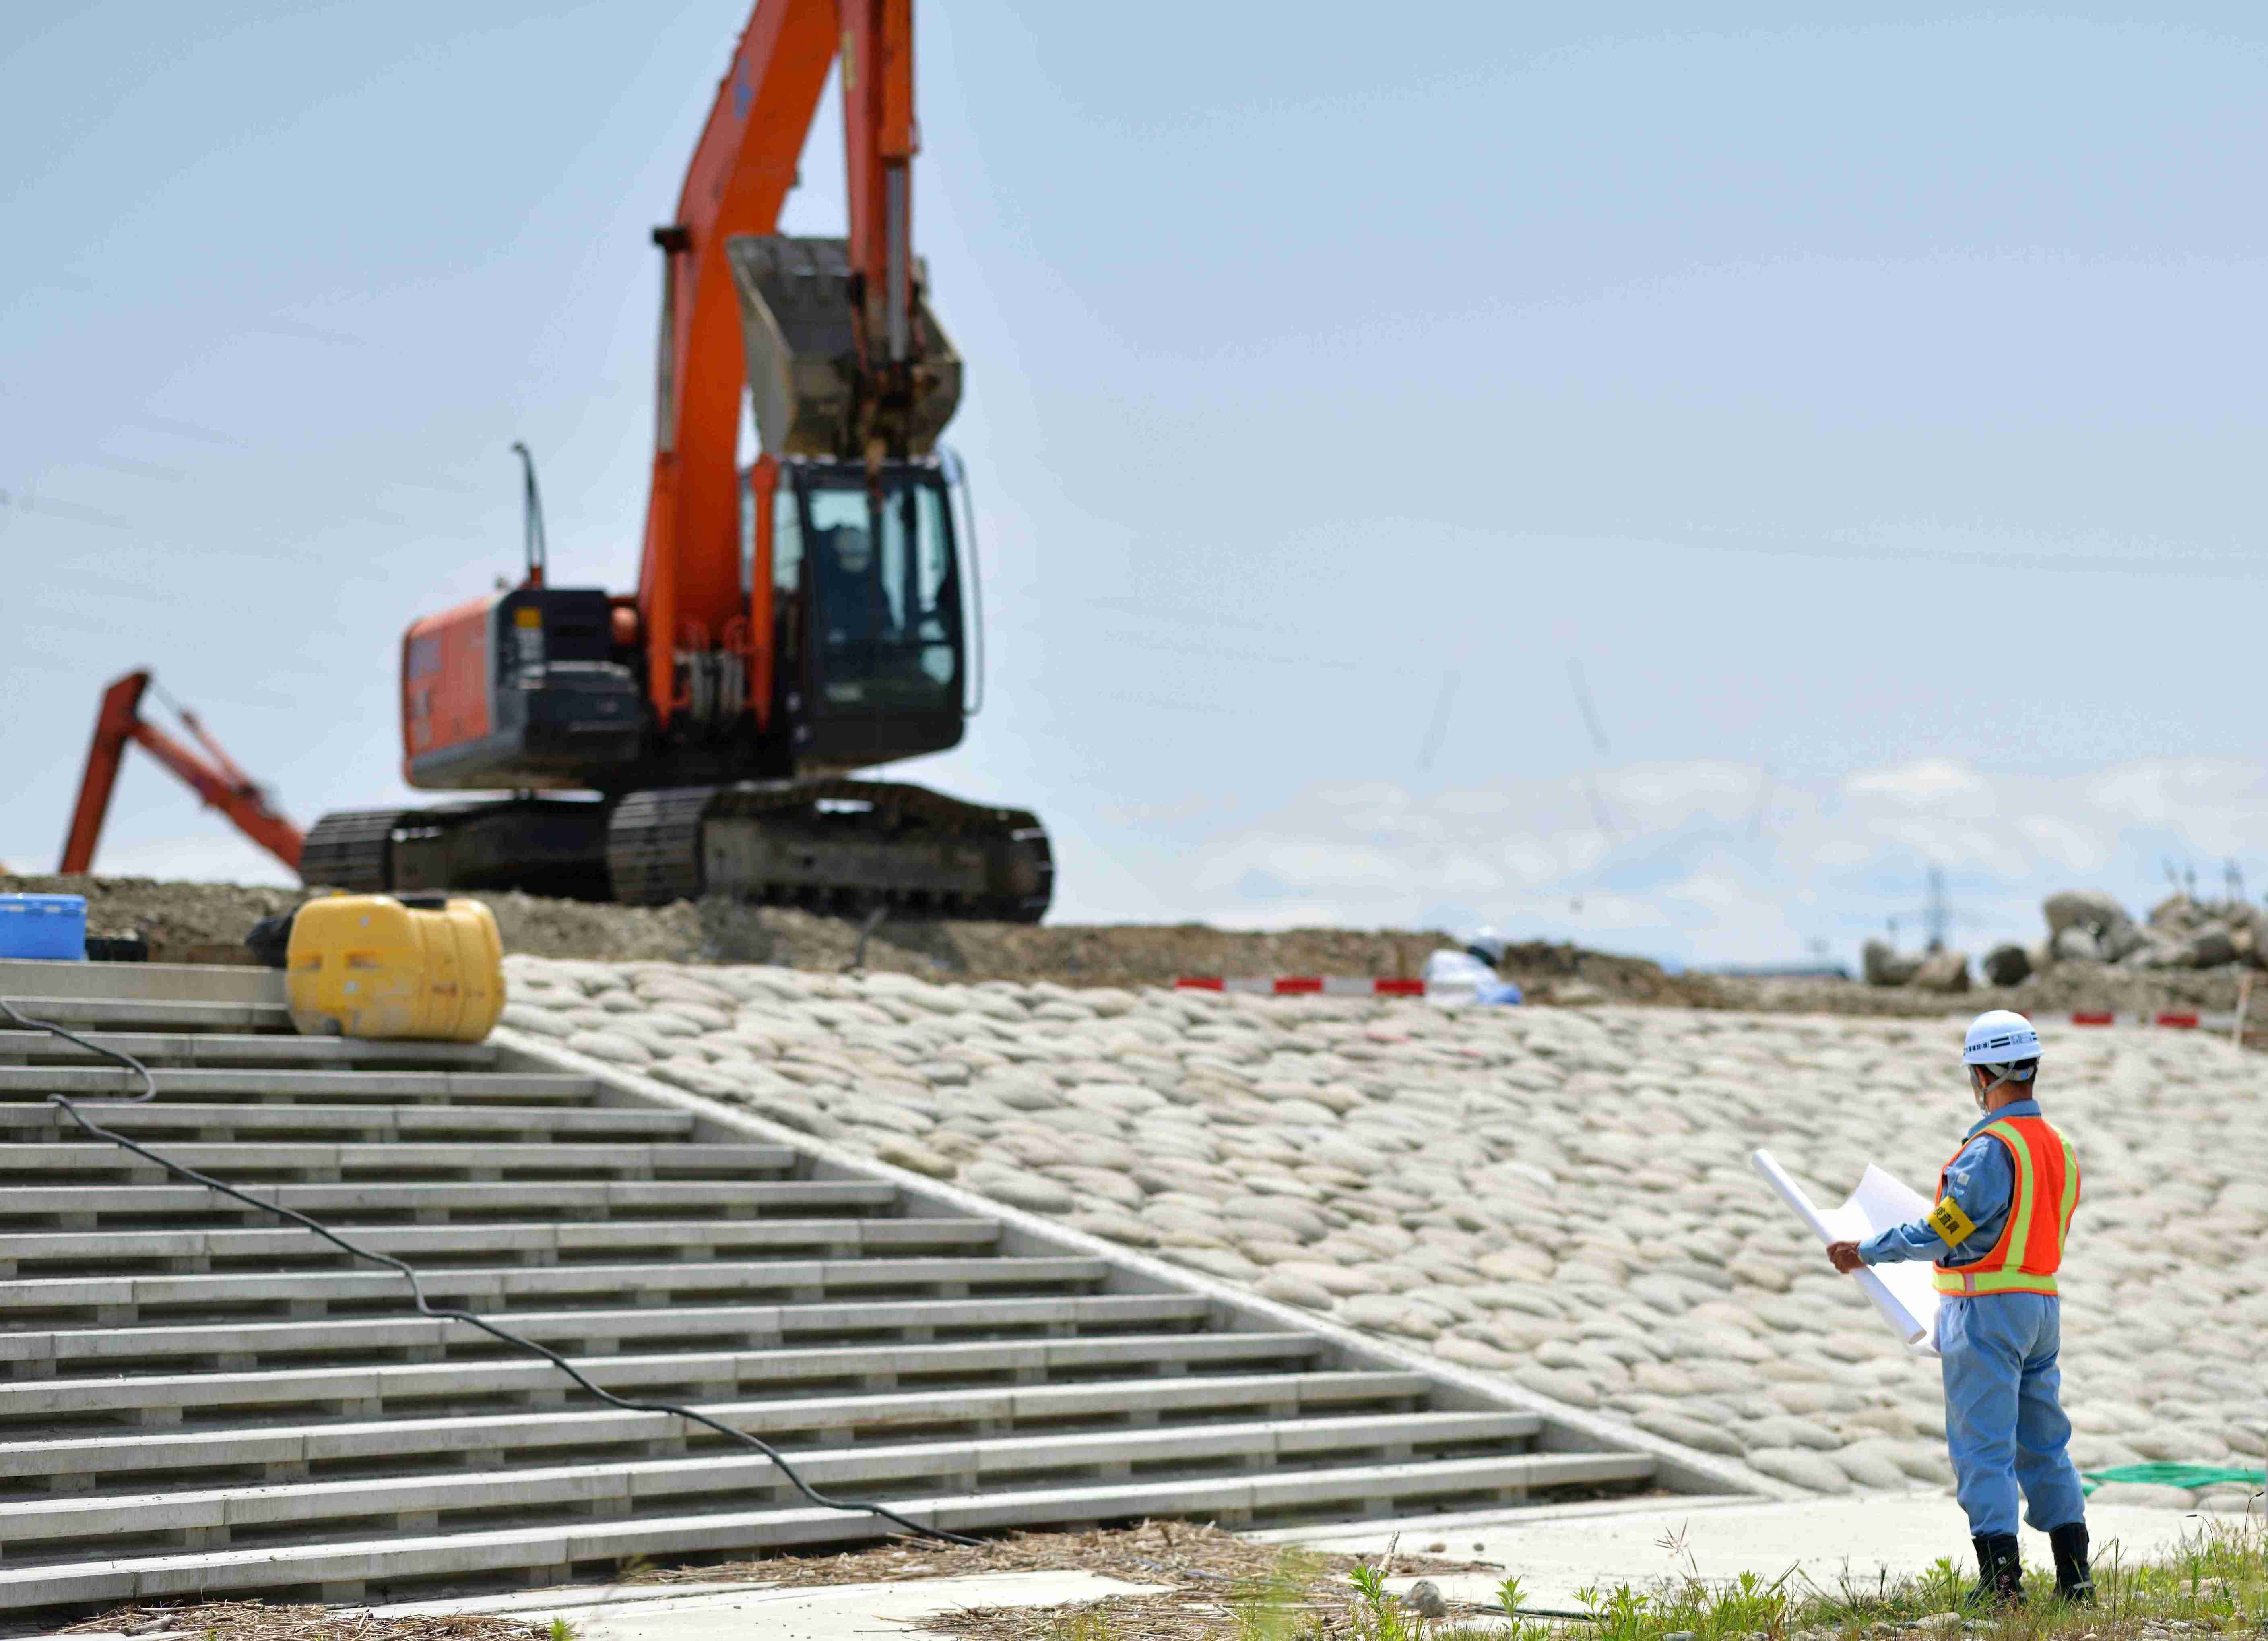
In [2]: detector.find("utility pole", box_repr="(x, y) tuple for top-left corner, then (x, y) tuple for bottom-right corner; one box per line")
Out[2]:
(1923, 865), (1949, 954)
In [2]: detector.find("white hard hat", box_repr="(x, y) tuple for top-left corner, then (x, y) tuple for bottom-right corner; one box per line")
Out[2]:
(1959, 1008), (2050, 1098)
(1963, 1009), (2041, 1067)
(1467, 928), (1507, 963)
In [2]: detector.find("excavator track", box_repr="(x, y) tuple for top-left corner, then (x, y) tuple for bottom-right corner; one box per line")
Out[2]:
(304, 783), (1052, 921)
(603, 788), (714, 906)
(606, 780), (1053, 920)
(298, 808), (406, 893)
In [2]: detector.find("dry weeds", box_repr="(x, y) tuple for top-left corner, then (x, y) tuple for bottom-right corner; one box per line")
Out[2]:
(57, 1602), (545, 1641)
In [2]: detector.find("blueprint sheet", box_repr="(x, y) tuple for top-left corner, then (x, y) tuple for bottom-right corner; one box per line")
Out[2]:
(1750, 1149), (1942, 1358)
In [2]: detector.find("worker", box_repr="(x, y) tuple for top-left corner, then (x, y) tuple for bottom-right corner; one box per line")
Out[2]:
(1825, 1009), (2089, 1609)
(815, 522), (891, 653)
(1421, 928), (1522, 1005)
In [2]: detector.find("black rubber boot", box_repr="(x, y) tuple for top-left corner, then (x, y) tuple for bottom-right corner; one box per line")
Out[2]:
(2050, 1522), (2095, 1604)
(1967, 1533), (2025, 1608)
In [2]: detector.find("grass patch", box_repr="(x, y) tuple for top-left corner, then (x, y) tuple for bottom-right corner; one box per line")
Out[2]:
(950, 1516), (2268, 1641)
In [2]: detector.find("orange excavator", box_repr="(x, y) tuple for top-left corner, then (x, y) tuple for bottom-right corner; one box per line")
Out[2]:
(60, 670), (304, 877)
(301, 0), (1051, 918)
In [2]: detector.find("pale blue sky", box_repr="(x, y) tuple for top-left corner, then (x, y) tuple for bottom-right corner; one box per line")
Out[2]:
(5, 4), (2265, 962)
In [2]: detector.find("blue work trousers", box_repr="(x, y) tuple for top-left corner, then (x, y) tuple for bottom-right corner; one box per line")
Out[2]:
(1938, 1293), (2088, 1538)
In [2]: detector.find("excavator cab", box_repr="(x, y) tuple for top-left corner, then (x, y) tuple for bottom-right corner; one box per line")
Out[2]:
(755, 456), (968, 773)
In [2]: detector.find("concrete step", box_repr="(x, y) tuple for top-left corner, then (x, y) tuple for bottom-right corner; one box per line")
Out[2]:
(0, 1216), (1001, 1280)
(0, 1140), (794, 1186)
(0, 959), (1737, 1616)
(0, 998), (290, 1035)
(0, 1411), (1546, 1555)
(0, 1031), (495, 1070)
(0, 1067), (598, 1104)
(0, 1291), (1196, 1376)
(0, 1101), (688, 1143)
(0, 1331), (1327, 1429)
(0, 1252), (1109, 1330)
(0, 1178), (897, 1229)
(0, 1369), (1428, 1492)
(0, 1451), (1657, 1609)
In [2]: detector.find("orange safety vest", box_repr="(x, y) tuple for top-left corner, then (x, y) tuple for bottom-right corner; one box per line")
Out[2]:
(1932, 1114), (2081, 1298)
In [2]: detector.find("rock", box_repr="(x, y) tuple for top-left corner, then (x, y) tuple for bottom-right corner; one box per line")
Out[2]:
(2044, 890), (2131, 938)
(1257, 1271), (1336, 1311)
(1340, 1293), (1440, 1340)
(2098, 919), (2150, 961)
(2085, 1482), (2198, 1509)
(2187, 929), (2238, 969)
(1169, 1246), (1263, 1283)
(1431, 1335), (1518, 1370)
(1632, 1410), (1747, 1458)
(645, 1062), (747, 1100)
(1744, 1415), (1845, 1452)
(1401, 1582), (1447, 1623)
(1825, 1441), (1912, 1489)
(563, 1030), (653, 1066)
(1066, 1210), (1157, 1248)
(2050, 926), (2102, 963)
(745, 1095), (843, 1139)
(1861, 942), (1923, 988)
(873, 1138), (958, 1179)
(1745, 1447), (1855, 1494)
(960, 1166), (1074, 1215)
(499, 1004), (576, 1038)
(1909, 950), (1971, 993)
(2121, 939), (2184, 970)
(1979, 944), (2031, 986)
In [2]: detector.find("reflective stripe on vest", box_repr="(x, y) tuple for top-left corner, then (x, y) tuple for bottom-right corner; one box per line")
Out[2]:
(1932, 1115), (2081, 1298)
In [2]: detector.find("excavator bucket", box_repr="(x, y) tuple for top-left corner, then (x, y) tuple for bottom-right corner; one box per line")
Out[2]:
(725, 235), (962, 459)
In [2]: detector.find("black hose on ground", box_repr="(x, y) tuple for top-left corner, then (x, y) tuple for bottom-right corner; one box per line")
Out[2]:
(0, 997), (979, 1550)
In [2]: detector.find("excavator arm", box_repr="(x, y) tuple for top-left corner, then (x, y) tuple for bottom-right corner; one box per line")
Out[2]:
(639, 0), (943, 730)
(60, 672), (304, 876)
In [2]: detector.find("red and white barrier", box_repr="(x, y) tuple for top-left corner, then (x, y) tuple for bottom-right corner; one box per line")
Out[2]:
(1173, 976), (1427, 997)
(2065, 1010), (2237, 1031)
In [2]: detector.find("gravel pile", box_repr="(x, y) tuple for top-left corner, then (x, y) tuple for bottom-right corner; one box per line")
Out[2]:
(498, 957), (2268, 1507)
(1, 874), (1695, 999)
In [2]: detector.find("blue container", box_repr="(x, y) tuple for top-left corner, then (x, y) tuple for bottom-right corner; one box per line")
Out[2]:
(0, 894), (87, 961)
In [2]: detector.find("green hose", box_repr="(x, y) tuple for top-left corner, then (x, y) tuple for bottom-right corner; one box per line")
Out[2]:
(2080, 1463), (2265, 1496)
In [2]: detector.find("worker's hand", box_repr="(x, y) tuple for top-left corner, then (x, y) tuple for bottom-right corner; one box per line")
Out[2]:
(1826, 1240), (1866, 1275)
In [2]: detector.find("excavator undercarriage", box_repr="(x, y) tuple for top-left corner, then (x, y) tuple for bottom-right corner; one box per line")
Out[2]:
(303, 782), (1051, 918)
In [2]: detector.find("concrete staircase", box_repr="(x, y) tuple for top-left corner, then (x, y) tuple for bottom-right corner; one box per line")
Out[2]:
(0, 959), (1737, 1619)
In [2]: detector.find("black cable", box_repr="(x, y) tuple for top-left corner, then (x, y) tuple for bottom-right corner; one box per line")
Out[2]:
(0, 998), (976, 1548)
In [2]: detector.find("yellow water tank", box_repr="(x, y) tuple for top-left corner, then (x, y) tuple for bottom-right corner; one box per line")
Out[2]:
(286, 894), (505, 1042)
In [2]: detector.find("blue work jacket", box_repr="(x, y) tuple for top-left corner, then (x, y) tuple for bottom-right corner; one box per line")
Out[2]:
(1857, 1098), (2040, 1269)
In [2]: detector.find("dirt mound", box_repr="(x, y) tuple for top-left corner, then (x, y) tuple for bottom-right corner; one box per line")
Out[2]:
(0, 873), (1702, 1000)
(6, 872), (2249, 1027)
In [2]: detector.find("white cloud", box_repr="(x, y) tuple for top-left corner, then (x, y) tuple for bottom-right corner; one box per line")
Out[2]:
(1148, 754), (2268, 968)
(1845, 758), (1991, 805)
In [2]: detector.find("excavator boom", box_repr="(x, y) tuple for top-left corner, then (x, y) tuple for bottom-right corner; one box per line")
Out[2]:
(62, 672), (304, 876)
(643, 0), (951, 730)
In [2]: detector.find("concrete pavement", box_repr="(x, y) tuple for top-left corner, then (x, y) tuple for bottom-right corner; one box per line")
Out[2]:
(1267, 1491), (2219, 1614)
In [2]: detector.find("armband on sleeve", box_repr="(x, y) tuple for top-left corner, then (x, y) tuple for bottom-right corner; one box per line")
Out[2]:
(1925, 1195), (1976, 1246)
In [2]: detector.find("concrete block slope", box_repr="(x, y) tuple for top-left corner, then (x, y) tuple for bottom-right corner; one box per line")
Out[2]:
(0, 955), (1733, 1619)
(496, 954), (2268, 1505)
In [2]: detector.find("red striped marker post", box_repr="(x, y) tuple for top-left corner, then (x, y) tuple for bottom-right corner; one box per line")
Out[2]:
(1173, 976), (1428, 997)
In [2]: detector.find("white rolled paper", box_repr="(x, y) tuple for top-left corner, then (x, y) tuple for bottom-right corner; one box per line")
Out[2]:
(1751, 1148), (1941, 1358)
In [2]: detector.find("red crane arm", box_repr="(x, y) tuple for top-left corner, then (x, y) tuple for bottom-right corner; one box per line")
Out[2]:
(59, 672), (305, 876)
(636, 0), (918, 728)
